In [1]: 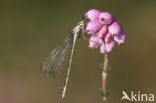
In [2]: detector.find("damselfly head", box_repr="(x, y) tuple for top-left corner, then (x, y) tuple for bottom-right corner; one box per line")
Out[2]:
(80, 16), (88, 22)
(80, 17), (85, 20)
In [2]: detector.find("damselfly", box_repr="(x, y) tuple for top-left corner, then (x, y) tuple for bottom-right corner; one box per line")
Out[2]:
(41, 17), (87, 98)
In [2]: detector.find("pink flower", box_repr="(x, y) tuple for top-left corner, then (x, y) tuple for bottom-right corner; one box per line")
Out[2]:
(89, 34), (101, 48)
(85, 19), (102, 35)
(100, 36), (116, 54)
(108, 21), (127, 45)
(97, 26), (108, 38)
(105, 32), (112, 43)
(89, 41), (99, 48)
(100, 42), (107, 54)
(85, 9), (101, 20)
(108, 21), (121, 36)
(84, 9), (127, 54)
(99, 12), (114, 25)
(105, 37), (116, 53)
(113, 30), (127, 45)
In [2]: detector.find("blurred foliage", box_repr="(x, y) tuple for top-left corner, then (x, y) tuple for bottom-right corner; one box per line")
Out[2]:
(0, 0), (156, 103)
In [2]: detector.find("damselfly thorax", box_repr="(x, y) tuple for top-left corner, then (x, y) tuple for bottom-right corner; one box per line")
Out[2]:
(72, 17), (86, 39)
(41, 17), (87, 98)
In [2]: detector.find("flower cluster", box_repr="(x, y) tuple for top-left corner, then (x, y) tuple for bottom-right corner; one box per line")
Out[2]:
(85, 9), (127, 54)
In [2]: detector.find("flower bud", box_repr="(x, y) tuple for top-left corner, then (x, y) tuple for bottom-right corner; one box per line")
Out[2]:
(97, 26), (108, 38)
(108, 21), (121, 36)
(85, 9), (101, 20)
(85, 19), (102, 35)
(89, 34), (101, 48)
(105, 38), (116, 53)
(100, 42), (107, 54)
(105, 33), (112, 43)
(99, 12), (114, 25)
(113, 30), (127, 45)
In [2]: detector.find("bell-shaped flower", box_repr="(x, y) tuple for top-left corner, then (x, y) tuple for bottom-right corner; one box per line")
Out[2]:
(85, 19), (102, 35)
(113, 30), (127, 45)
(89, 34), (101, 48)
(108, 21), (121, 36)
(99, 12), (114, 25)
(97, 26), (108, 38)
(100, 42), (107, 54)
(85, 9), (101, 20)
(105, 37), (116, 53)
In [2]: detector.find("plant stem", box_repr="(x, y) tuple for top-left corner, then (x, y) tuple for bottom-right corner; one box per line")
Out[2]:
(102, 54), (109, 103)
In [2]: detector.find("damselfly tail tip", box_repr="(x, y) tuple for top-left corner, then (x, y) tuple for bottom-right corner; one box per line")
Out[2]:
(61, 94), (65, 99)
(61, 91), (66, 99)
(61, 86), (67, 99)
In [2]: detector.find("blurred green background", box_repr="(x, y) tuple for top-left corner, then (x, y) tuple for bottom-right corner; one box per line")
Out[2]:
(0, 0), (156, 103)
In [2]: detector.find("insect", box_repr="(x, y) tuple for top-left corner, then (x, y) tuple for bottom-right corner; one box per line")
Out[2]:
(41, 17), (87, 98)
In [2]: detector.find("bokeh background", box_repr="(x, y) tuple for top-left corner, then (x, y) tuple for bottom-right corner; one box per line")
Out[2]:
(0, 0), (156, 103)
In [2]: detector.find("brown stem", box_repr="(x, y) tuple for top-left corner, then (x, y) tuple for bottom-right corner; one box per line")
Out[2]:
(102, 54), (109, 103)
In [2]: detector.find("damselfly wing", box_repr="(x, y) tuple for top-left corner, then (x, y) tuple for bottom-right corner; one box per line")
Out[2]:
(41, 17), (86, 98)
(41, 33), (74, 77)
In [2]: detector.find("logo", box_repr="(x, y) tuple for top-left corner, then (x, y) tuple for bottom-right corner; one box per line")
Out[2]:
(121, 91), (154, 102)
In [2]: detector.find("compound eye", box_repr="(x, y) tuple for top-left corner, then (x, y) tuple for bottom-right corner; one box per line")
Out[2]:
(80, 17), (85, 20)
